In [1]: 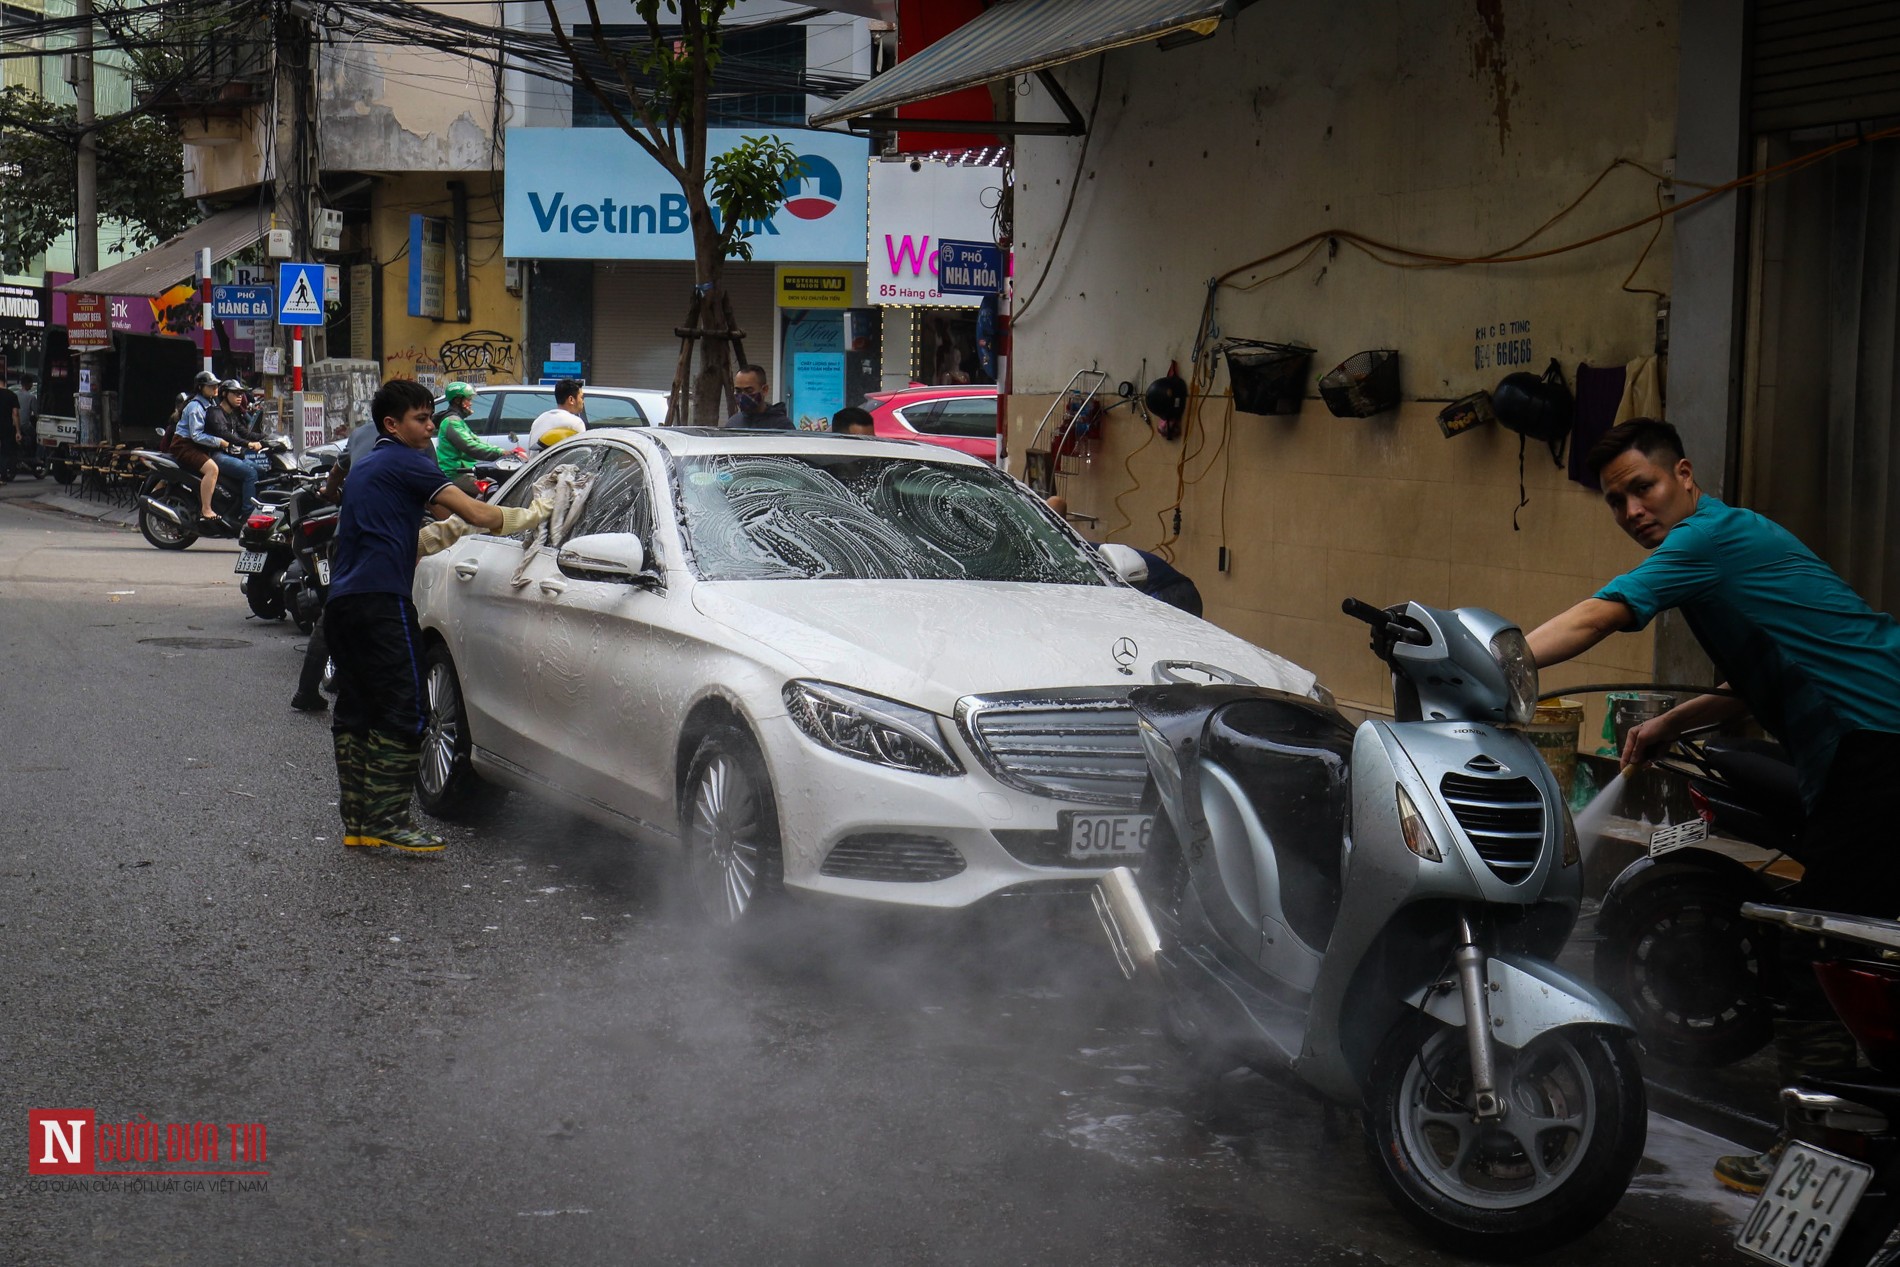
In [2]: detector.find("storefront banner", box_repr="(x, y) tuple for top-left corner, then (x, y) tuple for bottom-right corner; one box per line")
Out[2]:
(867, 162), (1005, 309)
(791, 352), (845, 431)
(504, 128), (869, 263)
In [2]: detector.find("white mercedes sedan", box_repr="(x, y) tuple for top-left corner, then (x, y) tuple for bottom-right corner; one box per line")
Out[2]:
(412, 428), (1319, 925)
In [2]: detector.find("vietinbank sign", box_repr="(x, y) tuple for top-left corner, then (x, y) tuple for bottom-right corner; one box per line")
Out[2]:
(503, 128), (869, 263)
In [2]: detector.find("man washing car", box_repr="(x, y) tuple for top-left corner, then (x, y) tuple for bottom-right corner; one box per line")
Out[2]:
(1523, 417), (1900, 1193)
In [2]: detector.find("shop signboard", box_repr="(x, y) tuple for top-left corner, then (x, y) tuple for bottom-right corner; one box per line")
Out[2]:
(776, 267), (853, 309)
(68, 294), (111, 351)
(407, 218), (446, 319)
(866, 162), (1005, 308)
(302, 392), (326, 451)
(503, 128), (869, 263)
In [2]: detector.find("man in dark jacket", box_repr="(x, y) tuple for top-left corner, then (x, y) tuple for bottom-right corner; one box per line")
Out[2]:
(724, 364), (791, 429)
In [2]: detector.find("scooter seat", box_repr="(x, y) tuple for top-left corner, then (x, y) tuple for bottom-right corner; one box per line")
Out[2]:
(1702, 737), (1803, 836)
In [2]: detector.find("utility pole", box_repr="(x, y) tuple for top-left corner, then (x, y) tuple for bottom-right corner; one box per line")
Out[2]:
(72, 0), (96, 277)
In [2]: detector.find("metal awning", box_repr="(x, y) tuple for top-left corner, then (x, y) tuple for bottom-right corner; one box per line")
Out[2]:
(809, 0), (1228, 129)
(56, 203), (274, 298)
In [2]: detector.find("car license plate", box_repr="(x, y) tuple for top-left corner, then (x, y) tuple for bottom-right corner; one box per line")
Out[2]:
(234, 550), (269, 575)
(1063, 812), (1153, 861)
(1649, 817), (1709, 858)
(316, 557), (330, 586)
(1735, 1142), (1874, 1267)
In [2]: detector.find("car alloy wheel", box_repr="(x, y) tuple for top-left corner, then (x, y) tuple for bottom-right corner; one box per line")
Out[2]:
(682, 726), (782, 925)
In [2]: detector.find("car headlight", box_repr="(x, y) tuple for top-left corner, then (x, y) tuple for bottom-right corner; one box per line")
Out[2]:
(783, 681), (962, 777)
(1488, 628), (1538, 726)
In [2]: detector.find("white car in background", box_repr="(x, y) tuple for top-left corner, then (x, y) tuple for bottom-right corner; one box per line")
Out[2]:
(429, 383), (670, 449)
(411, 428), (1319, 926)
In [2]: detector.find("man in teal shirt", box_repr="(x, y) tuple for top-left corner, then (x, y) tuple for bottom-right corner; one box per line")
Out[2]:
(434, 381), (515, 494)
(1528, 418), (1900, 1192)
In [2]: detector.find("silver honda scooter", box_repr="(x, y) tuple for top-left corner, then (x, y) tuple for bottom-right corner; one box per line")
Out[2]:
(1094, 598), (1645, 1258)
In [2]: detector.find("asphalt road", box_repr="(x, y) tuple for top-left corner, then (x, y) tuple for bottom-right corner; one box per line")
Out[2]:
(0, 489), (1764, 1266)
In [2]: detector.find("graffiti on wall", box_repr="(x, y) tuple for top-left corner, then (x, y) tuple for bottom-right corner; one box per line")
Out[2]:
(384, 330), (520, 393)
(438, 330), (519, 379)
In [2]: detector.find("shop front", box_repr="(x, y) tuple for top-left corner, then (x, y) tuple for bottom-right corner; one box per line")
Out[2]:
(865, 158), (1006, 388)
(504, 126), (871, 424)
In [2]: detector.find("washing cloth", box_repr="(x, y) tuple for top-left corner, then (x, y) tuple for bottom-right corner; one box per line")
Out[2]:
(1614, 354), (1665, 425)
(1568, 361), (1628, 491)
(512, 464), (595, 588)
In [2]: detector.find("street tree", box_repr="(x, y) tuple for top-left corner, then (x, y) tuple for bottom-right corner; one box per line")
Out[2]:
(0, 87), (195, 273)
(542, 0), (807, 426)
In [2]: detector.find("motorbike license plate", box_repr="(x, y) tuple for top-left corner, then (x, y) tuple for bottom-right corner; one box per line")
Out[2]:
(316, 557), (330, 586)
(234, 550), (269, 575)
(1735, 1143), (1874, 1267)
(1649, 817), (1709, 858)
(1063, 812), (1153, 861)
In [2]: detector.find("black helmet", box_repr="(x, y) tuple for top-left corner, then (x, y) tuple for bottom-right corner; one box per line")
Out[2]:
(1144, 371), (1188, 425)
(1492, 361), (1573, 444)
(219, 378), (244, 396)
(193, 369), (219, 389)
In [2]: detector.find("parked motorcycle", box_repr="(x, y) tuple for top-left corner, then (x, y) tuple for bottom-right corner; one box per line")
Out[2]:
(135, 438), (301, 550)
(1592, 731), (1803, 1068)
(233, 476), (339, 630)
(1733, 903), (1900, 1267)
(280, 488), (339, 635)
(1093, 597), (1645, 1257)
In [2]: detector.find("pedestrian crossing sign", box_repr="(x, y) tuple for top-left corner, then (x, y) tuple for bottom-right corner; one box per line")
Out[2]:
(277, 262), (325, 326)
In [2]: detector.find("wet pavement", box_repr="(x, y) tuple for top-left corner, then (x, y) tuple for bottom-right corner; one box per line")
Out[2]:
(0, 492), (1771, 1264)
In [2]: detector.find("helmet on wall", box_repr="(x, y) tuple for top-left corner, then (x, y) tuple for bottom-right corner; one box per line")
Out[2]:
(1492, 361), (1574, 445)
(1144, 372), (1188, 426)
(443, 381), (476, 404)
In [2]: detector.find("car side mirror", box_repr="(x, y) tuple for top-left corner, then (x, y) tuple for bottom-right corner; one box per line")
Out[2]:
(1097, 543), (1149, 587)
(557, 532), (655, 586)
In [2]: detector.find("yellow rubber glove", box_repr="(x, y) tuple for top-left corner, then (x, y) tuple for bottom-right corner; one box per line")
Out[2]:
(496, 499), (551, 537)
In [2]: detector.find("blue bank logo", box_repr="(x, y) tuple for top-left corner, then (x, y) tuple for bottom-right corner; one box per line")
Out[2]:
(782, 154), (842, 221)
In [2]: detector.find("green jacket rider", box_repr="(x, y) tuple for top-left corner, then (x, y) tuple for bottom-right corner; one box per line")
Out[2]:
(433, 382), (513, 487)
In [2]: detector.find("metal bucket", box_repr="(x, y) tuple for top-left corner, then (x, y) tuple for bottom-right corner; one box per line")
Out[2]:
(1607, 692), (1687, 822)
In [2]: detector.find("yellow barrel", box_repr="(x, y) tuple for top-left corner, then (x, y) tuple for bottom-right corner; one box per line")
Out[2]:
(1525, 698), (1585, 801)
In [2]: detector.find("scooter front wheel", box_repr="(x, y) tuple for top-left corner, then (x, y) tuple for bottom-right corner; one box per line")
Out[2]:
(1364, 1014), (1646, 1259)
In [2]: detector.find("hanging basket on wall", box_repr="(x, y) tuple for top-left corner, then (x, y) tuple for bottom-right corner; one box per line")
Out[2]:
(1318, 350), (1401, 418)
(1222, 339), (1313, 416)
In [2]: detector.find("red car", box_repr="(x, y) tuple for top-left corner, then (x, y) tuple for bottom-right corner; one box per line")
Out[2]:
(865, 386), (999, 460)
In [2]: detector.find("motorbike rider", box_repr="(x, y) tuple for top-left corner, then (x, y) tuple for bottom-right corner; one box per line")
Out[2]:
(199, 378), (263, 517)
(167, 370), (225, 526)
(434, 381), (514, 494)
(1524, 417), (1900, 1194)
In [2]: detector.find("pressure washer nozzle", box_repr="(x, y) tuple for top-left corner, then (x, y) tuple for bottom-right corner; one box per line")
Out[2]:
(1619, 764), (1636, 780)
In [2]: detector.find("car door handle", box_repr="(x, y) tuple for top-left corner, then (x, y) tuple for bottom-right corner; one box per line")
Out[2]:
(538, 579), (566, 596)
(453, 561), (479, 580)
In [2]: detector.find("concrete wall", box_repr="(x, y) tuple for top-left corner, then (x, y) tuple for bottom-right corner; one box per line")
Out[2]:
(370, 172), (523, 386)
(319, 4), (504, 175)
(1008, 0), (1681, 733)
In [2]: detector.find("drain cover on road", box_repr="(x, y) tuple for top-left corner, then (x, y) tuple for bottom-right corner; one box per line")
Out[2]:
(138, 637), (252, 650)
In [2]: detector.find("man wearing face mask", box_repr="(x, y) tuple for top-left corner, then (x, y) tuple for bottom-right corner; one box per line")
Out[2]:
(1525, 417), (1900, 1194)
(724, 364), (790, 430)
